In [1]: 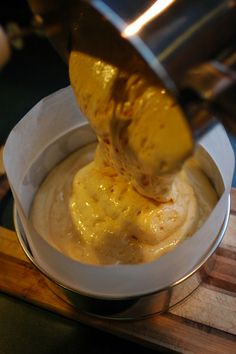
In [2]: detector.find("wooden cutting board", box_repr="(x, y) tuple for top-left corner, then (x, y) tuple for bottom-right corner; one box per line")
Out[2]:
(0, 169), (236, 353)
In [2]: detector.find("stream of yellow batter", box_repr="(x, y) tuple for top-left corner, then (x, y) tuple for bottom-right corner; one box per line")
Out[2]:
(30, 14), (217, 264)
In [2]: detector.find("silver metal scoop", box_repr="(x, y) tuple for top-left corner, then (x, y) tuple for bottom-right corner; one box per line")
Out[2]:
(27, 0), (236, 137)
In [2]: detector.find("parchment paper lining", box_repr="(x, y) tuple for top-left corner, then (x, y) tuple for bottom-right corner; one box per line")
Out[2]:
(3, 86), (235, 299)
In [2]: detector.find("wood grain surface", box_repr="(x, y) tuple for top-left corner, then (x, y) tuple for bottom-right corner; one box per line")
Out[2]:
(0, 171), (236, 353)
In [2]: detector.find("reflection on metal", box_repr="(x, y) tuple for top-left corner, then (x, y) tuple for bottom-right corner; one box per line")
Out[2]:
(122, 0), (175, 38)
(158, 2), (231, 62)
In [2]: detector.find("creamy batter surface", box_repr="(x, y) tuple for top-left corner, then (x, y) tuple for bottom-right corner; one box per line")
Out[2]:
(30, 143), (217, 265)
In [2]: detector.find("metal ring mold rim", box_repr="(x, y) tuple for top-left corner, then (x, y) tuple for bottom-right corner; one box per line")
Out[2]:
(13, 195), (230, 302)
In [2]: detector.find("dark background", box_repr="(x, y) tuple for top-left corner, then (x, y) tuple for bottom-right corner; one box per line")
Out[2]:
(0, 1), (235, 354)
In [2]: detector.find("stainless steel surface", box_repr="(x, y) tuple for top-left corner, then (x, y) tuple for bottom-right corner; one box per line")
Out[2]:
(27, 0), (236, 137)
(88, 1), (235, 88)
(88, 0), (236, 136)
(14, 197), (230, 320)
